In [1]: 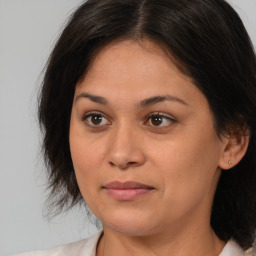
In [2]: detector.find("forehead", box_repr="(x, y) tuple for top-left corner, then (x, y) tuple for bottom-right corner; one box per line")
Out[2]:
(76, 39), (193, 92)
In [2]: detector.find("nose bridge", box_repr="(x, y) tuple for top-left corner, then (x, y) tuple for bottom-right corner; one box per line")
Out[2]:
(108, 120), (145, 169)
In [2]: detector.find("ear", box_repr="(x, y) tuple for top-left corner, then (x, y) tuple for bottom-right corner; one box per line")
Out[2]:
(218, 130), (250, 170)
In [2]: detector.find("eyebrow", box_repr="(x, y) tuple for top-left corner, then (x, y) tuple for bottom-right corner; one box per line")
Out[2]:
(75, 93), (109, 105)
(137, 95), (188, 108)
(75, 93), (188, 108)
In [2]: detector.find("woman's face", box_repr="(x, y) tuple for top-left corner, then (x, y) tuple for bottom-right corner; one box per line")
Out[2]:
(69, 40), (228, 236)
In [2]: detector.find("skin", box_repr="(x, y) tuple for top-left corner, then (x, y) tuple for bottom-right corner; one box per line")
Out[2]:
(69, 40), (245, 256)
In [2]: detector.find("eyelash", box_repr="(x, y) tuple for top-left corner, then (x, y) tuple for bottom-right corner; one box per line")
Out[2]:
(81, 111), (111, 128)
(144, 112), (176, 128)
(81, 111), (176, 129)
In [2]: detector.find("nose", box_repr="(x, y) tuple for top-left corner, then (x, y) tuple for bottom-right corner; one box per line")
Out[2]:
(107, 123), (146, 170)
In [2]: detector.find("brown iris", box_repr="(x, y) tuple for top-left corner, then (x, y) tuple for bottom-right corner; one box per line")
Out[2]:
(91, 115), (103, 125)
(151, 116), (163, 126)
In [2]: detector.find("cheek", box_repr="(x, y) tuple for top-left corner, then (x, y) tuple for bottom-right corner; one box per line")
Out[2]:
(70, 139), (104, 212)
(69, 122), (106, 202)
(69, 112), (107, 171)
(70, 137), (104, 172)
(150, 127), (222, 206)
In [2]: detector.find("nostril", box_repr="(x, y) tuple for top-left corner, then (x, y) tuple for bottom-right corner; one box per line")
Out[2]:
(127, 161), (137, 166)
(109, 162), (115, 167)
(108, 161), (138, 169)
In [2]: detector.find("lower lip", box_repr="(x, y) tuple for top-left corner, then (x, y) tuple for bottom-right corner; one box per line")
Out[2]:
(104, 188), (153, 201)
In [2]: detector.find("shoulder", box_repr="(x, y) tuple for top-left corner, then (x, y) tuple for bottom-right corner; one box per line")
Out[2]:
(13, 231), (102, 256)
(219, 239), (255, 256)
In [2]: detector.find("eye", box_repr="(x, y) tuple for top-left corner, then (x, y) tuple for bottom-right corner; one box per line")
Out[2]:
(82, 112), (111, 127)
(145, 113), (175, 128)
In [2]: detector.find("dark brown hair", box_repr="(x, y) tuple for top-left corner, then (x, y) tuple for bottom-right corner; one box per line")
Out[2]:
(39, 0), (256, 249)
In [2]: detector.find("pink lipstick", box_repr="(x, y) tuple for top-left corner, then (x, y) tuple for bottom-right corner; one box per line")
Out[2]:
(103, 181), (154, 201)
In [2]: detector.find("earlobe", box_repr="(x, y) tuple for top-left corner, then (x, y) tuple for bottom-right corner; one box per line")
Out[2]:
(218, 132), (250, 170)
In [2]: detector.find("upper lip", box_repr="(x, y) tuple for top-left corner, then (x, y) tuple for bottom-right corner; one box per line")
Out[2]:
(103, 181), (154, 189)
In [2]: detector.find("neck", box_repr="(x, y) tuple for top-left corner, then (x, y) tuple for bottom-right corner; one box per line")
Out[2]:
(96, 222), (226, 256)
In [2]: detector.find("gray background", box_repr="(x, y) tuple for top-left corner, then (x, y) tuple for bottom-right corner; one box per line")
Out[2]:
(0, 0), (255, 255)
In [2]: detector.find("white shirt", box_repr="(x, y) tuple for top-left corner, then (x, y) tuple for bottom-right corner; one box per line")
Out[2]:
(14, 232), (254, 256)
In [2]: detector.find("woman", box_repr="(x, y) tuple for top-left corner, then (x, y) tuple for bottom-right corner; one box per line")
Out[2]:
(16, 0), (256, 255)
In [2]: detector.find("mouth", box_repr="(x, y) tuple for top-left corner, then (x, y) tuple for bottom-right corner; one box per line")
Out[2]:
(102, 181), (155, 201)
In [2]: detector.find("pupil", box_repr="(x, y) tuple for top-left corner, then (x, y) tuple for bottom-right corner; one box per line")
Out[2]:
(92, 115), (102, 125)
(152, 116), (162, 126)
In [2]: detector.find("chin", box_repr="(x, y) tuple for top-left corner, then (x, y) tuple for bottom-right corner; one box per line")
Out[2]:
(100, 209), (158, 236)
